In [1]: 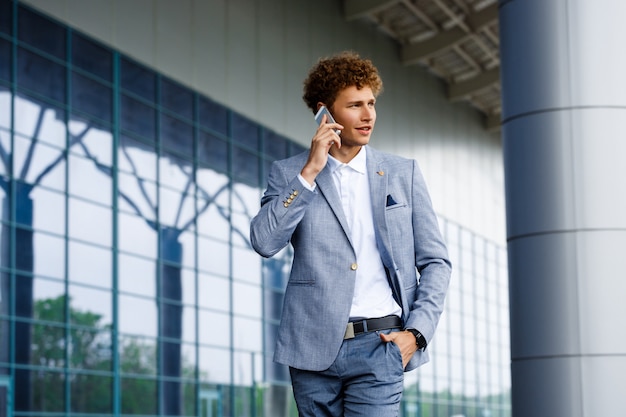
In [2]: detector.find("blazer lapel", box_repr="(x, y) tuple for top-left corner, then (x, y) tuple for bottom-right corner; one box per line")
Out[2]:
(366, 147), (393, 264)
(315, 164), (353, 243)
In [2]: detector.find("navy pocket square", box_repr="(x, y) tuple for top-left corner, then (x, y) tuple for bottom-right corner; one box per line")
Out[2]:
(386, 194), (398, 207)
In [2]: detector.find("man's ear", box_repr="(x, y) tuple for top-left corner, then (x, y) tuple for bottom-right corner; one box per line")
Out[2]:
(316, 102), (325, 112)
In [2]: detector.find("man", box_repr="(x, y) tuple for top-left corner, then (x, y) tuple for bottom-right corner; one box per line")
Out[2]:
(250, 51), (451, 416)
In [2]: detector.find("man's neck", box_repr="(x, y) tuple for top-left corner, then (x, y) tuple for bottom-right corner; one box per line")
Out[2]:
(330, 145), (363, 164)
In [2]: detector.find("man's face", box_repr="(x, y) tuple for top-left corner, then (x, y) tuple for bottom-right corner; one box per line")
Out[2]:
(330, 85), (376, 148)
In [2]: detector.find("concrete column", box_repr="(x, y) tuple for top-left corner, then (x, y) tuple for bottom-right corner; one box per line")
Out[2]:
(499, 1), (626, 416)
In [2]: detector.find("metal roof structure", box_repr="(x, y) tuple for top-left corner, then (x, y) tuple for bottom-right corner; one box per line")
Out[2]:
(344, 0), (500, 131)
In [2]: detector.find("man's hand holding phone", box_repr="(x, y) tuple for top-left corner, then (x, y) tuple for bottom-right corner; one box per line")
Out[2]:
(300, 106), (343, 186)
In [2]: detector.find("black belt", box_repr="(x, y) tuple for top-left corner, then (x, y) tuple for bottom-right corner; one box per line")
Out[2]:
(343, 315), (403, 339)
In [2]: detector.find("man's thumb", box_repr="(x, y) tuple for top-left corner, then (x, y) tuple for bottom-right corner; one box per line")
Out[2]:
(379, 332), (393, 342)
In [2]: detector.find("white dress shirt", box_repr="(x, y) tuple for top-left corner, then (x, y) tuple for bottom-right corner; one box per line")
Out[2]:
(327, 148), (402, 320)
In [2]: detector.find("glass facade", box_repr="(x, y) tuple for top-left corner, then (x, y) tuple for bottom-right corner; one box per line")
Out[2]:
(0, 2), (510, 416)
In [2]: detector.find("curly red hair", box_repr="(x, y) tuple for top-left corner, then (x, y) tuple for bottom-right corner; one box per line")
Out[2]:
(302, 51), (383, 114)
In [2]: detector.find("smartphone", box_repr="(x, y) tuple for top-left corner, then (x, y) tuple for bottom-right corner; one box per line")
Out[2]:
(314, 106), (341, 134)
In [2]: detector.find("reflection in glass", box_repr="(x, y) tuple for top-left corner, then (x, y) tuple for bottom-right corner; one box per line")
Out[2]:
(232, 316), (261, 352)
(159, 180), (195, 224)
(23, 368), (64, 412)
(30, 186), (65, 235)
(0, 39), (10, 83)
(198, 310), (230, 348)
(231, 112), (259, 151)
(13, 136), (66, 191)
(17, 47), (65, 103)
(232, 145), (259, 187)
(13, 94), (66, 147)
(118, 133), (157, 179)
(120, 94), (156, 140)
(121, 376), (157, 414)
(71, 72), (112, 124)
(120, 57), (156, 102)
(118, 253), (156, 297)
(33, 231), (65, 279)
(198, 95), (229, 136)
(18, 5), (66, 59)
(32, 277), (65, 312)
(70, 373), (112, 413)
(199, 347), (231, 384)
(117, 171), (157, 216)
(198, 130), (229, 174)
(161, 113), (193, 157)
(198, 273), (230, 312)
(119, 294), (157, 338)
(68, 153), (112, 205)
(232, 247), (260, 284)
(68, 284), (112, 327)
(68, 198), (111, 246)
(197, 237), (229, 277)
(71, 32), (112, 82)
(118, 211), (157, 258)
(161, 77), (193, 120)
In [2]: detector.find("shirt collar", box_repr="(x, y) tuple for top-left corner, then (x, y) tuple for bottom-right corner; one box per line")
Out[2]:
(328, 146), (367, 175)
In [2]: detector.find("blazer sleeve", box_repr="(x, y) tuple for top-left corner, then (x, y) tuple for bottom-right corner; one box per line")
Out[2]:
(249, 160), (316, 258)
(405, 159), (452, 342)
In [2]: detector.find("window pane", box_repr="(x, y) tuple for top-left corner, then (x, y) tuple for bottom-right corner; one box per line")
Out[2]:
(199, 346), (230, 384)
(198, 95), (228, 135)
(198, 130), (228, 174)
(121, 376), (157, 414)
(18, 5), (66, 59)
(231, 112), (258, 150)
(118, 211), (157, 258)
(0, 0), (11, 35)
(119, 133), (157, 180)
(14, 136), (66, 191)
(232, 145), (259, 187)
(68, 284), (112, 328)
(161, 113), (193, 157)
(69, 328), (112, 373)
(159, 153), (194, 191)
(161, 77), (193, 120)
(119, 294), (157, 338)
(31, 186), (65, 235)
(33, 232), (65, 279)
(197, 237), (229, 276)
(72, 32), (112, 82)
(71, 71), (112, 123)
(0, 38), (10, 82)
(119, 253), (156, 297)
(28, 368), (65, 412)
(119, 335), (157, 375)
(68, 198), (111, 246)
(198, 273), (230, 312)
(120, 57), (156, 102)
(68, 240), (112, 289)
(17, 47), (66, 103)
(262, 129), (289, 161)
(198, 310), (230, 348)
(159, 186), (194, 228)
(68, 153), (112, 205)
(14, 94), (66, 148)
(70, 373), (112, 413)
(0, 89), (10, 131)
(120, 94), (156, 140)
(233, 281), (260, 317)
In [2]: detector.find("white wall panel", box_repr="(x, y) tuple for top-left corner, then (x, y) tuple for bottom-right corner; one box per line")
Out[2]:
(22, 0), (506, 244)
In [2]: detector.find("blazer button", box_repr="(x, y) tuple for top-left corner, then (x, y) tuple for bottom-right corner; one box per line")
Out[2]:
(350, 263), (358, 270)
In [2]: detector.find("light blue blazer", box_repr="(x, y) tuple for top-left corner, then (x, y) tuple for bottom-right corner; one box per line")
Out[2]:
(250, 145), (451, 372)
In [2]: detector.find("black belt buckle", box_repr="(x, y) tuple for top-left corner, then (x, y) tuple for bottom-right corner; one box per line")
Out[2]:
(343, 315), (402, 340)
